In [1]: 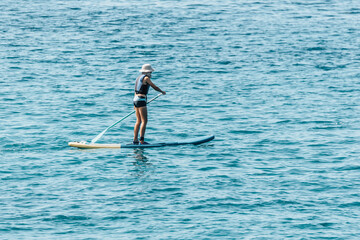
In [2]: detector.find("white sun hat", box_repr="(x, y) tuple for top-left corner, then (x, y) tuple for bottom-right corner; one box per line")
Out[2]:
(139, 64), (155, 73)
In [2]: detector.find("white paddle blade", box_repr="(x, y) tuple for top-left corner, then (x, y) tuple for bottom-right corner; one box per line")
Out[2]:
(91, 129), (107, 144)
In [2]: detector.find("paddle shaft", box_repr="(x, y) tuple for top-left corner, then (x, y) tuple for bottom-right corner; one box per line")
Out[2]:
(90, 93), (163, 143)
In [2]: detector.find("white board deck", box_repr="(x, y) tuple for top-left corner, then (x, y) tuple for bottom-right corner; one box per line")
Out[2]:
(68, 142), (121, 149)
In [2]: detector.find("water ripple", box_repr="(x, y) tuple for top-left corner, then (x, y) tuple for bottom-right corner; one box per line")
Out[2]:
(1, 0), (360, 239)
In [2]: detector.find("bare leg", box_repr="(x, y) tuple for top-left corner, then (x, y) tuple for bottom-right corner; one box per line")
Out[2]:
(138, 106), (148, 143)
(134, 107), (141, 142)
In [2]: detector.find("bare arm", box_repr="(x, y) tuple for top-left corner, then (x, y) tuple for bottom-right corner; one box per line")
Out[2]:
(145, 77), (166, 95)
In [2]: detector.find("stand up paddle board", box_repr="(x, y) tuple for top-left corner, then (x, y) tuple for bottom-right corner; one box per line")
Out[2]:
(68, 135), (215, 149)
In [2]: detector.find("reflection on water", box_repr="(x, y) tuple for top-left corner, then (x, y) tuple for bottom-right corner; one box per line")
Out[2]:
(131, 149), (153, 178)
(133, 148), (148, 162)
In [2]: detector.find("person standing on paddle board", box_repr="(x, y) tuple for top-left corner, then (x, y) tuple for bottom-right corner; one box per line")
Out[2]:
(133, 64), (166, 145)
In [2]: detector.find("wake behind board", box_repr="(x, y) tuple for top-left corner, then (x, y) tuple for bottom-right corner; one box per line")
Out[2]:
(68, 135), (215, 149)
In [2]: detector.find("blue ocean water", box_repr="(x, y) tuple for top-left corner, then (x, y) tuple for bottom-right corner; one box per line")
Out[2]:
(1, 0), (360, 239)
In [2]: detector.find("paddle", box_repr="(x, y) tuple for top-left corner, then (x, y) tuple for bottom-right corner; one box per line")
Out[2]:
(90, 93), (163, 144)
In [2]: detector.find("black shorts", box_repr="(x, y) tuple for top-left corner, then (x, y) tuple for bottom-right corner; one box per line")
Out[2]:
(133, 96), (147, 108)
